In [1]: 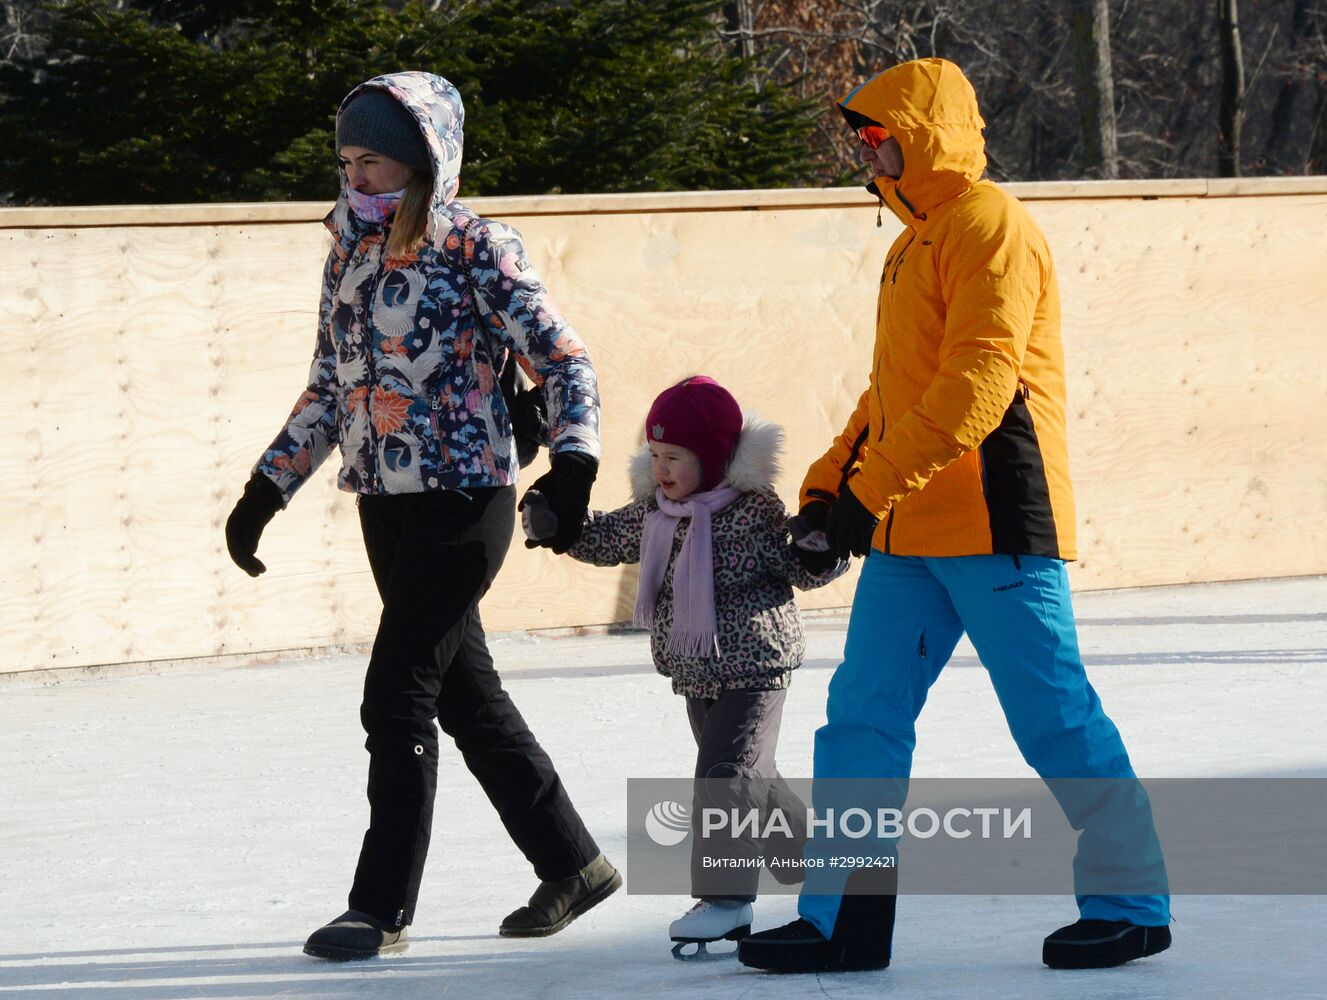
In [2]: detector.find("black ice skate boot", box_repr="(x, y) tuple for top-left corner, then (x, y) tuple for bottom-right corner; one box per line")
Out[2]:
(738, 870), (895, 973)
(302, 909), (408, 961)
(499, 853), (622, 937)
(1042, 918), (1171, 969)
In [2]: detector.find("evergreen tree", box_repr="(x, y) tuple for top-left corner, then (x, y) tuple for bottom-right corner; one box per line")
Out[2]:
(0, 0), (822, 204)
(452, 0), (820, 194)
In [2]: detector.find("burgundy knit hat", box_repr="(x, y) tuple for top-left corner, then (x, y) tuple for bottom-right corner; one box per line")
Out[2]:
(645, 375), (743, 492)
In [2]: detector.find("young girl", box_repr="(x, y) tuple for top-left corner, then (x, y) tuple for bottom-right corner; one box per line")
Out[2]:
(535, 375), (845, 953)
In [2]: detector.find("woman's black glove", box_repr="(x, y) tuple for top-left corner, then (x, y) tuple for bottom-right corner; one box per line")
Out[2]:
(225, 472), (284, 577)
(520, 451), (597, 554)
(498, 354), (550, 468)
(510, 386), (550, 468)
(788, 499), (839, 575)
(826, 482), (880, 559)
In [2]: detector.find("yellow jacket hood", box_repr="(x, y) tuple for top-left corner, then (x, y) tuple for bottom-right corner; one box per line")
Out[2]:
(840, 57), (987, 223)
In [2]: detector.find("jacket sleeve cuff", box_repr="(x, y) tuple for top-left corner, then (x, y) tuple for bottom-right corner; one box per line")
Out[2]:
(846, 471), (891, 518)
(550, 449), (599, 478)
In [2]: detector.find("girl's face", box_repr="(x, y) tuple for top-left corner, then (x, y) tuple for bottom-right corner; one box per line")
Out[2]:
(338, 145), (416, 194)
(650, 443), (703, 500)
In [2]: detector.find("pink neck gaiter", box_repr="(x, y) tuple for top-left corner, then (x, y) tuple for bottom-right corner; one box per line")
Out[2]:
(347, 185), (406, 224)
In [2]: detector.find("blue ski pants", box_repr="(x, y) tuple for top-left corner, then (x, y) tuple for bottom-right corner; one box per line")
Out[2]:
(799, 552), (1170, 935)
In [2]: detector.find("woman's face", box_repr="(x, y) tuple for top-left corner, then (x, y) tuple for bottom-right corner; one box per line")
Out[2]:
(338, 145), (416, 195)
(650, 443), (703, 500)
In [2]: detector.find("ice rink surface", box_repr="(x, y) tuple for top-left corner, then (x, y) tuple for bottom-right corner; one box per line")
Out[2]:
(3, 576), (1325, 999)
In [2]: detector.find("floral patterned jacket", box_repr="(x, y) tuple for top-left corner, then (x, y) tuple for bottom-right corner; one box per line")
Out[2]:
(254, 72), (600, 503)
(568, 416), (847, 699)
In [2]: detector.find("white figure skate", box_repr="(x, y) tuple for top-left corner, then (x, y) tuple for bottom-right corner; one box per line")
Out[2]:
(669, 900), (753, 961)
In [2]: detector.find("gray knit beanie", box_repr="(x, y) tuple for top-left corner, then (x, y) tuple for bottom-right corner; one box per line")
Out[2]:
(335, 88), (430, 172)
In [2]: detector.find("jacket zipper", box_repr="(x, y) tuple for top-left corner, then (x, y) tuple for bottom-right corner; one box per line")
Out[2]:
(868, 193), (924, 552)
(837, 426), (870, 497)
(429, 392), (452, 469)
(361, 225), (389, 493)
(877, 225), (916, 443)
(893, 186), (926, 224)
(889, 234), (914, 285)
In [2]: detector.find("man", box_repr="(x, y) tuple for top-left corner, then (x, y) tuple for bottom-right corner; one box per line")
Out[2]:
(739, 58), (1170, 974)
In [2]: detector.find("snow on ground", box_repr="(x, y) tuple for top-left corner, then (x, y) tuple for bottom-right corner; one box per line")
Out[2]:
(2, 576), (1325, 999)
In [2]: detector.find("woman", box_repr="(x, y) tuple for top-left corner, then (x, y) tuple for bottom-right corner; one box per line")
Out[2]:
(224, 72), (618, 961)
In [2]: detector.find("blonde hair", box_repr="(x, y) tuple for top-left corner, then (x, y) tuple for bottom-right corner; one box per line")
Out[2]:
(386, 169), (433, 259)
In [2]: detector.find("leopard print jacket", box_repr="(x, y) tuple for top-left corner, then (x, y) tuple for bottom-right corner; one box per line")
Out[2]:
(567, 416), (846, 698)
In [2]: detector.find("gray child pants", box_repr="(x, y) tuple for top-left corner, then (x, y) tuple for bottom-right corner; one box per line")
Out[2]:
(687, 688), (807, 901)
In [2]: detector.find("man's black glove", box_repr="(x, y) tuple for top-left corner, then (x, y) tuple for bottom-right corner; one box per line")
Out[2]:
(520, 451), (597, 554)
(788, 499), (839, 575)
(225, 472), (283, 577)
(826, 481), (880, 559)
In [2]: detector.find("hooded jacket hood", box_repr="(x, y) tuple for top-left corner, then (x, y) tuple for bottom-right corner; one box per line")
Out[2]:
(840, 58), (987, 225)
(628, 413), (783, 503)
(329, 71), (465, 247)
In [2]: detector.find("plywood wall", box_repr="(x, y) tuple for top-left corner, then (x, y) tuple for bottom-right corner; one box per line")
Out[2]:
(2, 183), (1325, 675)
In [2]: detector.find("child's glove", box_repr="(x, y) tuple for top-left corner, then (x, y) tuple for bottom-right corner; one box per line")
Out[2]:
(789, 499), (839, 574)
(225, 472), (283, 576)
(520, 451), (597, 553)
(520, 489), (559, 542)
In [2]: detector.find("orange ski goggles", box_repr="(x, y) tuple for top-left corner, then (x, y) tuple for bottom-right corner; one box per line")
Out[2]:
(856, 124), (891, 149)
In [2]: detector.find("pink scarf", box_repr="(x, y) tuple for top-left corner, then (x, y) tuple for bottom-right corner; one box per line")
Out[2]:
(634, 485), (741, 658)
(347, 185), (406, 224)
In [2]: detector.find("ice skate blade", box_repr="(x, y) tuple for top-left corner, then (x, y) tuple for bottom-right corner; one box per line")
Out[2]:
(670, 923), (751, 961)
(671, 940), (736, 962)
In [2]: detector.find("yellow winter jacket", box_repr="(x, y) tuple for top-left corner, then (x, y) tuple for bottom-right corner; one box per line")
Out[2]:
(803, 58), (1076, 559)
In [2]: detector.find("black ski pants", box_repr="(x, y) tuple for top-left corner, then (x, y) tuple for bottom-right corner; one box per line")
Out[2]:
(348, 487), (600, 927)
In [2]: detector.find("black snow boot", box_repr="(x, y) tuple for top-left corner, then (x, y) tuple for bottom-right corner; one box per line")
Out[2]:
(499, 853), (622, 937)
(738, 872), (895, 973)
(1042, 918), (1171, 969)
(302, 909), (408, 961)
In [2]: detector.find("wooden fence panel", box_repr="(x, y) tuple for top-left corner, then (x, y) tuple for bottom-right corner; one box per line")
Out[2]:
(2, 182), (1324, 675)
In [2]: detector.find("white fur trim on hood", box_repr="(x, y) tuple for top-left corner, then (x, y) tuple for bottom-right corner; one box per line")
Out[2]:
(628, 412), (783, 502)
